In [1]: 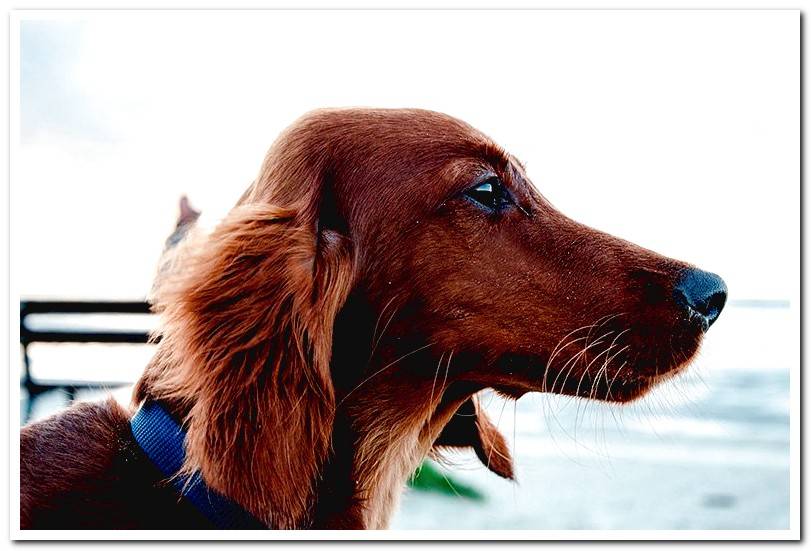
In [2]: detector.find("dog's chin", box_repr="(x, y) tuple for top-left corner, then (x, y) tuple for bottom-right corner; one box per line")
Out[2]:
(552, 336), (704, 404)
(490, 330), (705, 404)
(579, 364), (692, 404)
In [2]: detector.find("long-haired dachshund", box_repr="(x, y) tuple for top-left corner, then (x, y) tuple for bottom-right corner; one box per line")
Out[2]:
(20, 108), (727, 529)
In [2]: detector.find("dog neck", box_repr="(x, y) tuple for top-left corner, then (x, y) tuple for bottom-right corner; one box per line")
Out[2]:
(314, 371), (471, 529)
(315, 296), (469, 528)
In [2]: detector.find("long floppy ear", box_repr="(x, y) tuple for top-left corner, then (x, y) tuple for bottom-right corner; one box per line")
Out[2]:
(433, 395), (515, 480)
(141, 196), (353, 528)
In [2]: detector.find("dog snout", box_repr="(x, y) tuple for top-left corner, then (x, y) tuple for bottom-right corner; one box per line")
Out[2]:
(673, 268), (728, 330)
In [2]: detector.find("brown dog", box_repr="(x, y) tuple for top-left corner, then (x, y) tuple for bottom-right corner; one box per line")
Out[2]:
(20, 108), (727, 529)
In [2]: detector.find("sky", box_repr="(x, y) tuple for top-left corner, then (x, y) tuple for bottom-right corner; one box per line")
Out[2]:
(13, 11), (799, 301)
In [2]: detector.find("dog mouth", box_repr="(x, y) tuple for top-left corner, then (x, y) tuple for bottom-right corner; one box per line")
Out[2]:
(541, 322), (705, 403)
(491, 316), (707, 403)
(546, 352), (697, 403)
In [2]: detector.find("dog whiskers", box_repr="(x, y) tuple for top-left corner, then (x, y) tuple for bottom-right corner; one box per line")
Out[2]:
(589, 328), (630, 399)
(540, 313), (623, 454)
(601, 344), (630, 399)
(426, 352), (445, 435)
(426, 350), (453, 437)
(367, 296), (400, 365)
(573, 332), (627, 434)
(542, 312), (626, 392)
(550, 330), (614, 396)
(339, 342), (434, 406)
(542, 322), (602, 393)
(606, 360), (628, 399)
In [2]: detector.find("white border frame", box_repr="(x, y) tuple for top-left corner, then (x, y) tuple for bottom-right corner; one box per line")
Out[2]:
(7, 8), (801, 541)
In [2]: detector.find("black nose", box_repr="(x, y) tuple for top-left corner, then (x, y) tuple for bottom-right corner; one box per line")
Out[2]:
(673, 268), (728, 330)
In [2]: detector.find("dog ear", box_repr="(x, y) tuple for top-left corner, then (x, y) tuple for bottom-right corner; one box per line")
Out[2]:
(434, 395), (514, 480)
(142, 191), (353, 527)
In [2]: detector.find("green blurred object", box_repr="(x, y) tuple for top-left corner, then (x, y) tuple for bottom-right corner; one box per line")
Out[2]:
(407, 460), (485, 501)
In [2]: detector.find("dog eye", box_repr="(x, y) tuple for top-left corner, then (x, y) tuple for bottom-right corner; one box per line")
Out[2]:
(464, 177), (512, 211)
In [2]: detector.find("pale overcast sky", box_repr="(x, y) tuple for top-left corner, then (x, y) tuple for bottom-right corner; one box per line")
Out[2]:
(14, 11), (799, 301)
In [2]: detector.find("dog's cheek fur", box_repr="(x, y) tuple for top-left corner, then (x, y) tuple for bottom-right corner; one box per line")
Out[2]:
(138, 203), (353, 528)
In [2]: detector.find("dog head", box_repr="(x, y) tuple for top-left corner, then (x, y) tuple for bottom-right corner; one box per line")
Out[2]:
(246, 108), (726, 401)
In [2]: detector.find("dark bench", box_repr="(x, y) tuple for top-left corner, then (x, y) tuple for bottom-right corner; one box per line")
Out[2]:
(19, 300), (156, 421)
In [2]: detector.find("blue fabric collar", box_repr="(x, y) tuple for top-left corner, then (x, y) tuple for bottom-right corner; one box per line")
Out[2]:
(130, 401), (266, 529)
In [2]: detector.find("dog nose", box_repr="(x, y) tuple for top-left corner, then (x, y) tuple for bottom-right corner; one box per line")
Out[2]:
(673, 268), (727, 330)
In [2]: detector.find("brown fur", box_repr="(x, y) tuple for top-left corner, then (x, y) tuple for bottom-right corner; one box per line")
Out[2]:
(21, 108), (714, 529)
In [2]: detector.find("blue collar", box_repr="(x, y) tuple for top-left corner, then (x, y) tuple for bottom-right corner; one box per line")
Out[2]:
(130, 401), (266, 529)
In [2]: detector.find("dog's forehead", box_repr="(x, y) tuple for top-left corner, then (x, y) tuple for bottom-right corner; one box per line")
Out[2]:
(305, 108), (491, 157)
(311, 109), (514, 198)
(310, 107), (479, 135)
